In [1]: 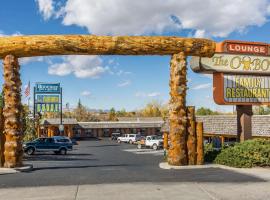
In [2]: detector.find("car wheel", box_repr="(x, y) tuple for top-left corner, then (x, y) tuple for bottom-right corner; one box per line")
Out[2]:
(129, 140), (133, 144)
(117, 139), (121, 143)
(59, 148), (67, 155)
(152, 144), (158, 150)
(26, 147), (35, 155)
(137, 143), (142, 149)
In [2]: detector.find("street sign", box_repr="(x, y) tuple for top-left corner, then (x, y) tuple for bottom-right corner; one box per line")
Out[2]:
(35, 83), (60, 94)
(213, 73), (270, 105)
(190, 53), (270, 75)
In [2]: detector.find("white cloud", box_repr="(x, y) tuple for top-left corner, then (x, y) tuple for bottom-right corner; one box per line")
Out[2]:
(147, 92), (161, 97)
(41, 0), (270, 37)
(36, 0), (55, 20)
(81, 90), (91, 96)
(19, 56), (45, 65)
(48, 55), (109, 78)
(117, 80), (131, 87)
(192, 83), (211, 90)
(135, 91), (161, 98)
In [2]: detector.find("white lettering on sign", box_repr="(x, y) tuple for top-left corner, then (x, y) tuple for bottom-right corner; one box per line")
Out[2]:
(227, 43), (267, 54)
(190, 53), (270, 75)
(224, 74), (270, 103)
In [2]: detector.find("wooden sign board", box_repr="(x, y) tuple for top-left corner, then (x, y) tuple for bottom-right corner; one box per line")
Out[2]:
(213, 73), (270, 105)
(191, 53), (270, 75)
(190, 40), (270, 75)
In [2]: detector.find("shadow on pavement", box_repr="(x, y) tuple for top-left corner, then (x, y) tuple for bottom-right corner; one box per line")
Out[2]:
(32, 164), (130, 171)
(85, 144), (120, 148)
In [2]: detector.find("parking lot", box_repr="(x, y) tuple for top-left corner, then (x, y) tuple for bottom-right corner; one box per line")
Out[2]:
(0, 138), (269, 199)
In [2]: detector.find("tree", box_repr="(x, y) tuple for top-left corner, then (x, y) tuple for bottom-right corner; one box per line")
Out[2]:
(21, 105), (36, 142)
(108, 107), (118, 121)
(253, 106), (270, 115)
(139, 100), (163, 117)
(196, 107), (219, 115)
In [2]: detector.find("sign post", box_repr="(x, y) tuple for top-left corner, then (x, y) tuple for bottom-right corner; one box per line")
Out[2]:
(191, 40), (270, 142)
(236, 105), (252, 142)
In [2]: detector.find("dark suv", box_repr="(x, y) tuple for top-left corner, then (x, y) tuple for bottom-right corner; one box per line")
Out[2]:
(23, 136), (73, 155)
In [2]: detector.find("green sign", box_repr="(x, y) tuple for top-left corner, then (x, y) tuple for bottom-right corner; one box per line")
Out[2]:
(36, 103), (59, 113)
(36, 95), (60, 103)
(35, 83), (60, 94)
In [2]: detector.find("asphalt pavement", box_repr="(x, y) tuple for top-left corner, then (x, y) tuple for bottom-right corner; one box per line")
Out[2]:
(0, 138), (269, 199)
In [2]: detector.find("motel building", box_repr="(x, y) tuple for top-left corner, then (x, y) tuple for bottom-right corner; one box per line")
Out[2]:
(37, 116), (270, 144)
(38, 117), (164, 139)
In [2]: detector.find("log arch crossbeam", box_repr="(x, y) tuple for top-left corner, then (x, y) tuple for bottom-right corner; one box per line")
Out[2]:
(0, 35), (216, 58)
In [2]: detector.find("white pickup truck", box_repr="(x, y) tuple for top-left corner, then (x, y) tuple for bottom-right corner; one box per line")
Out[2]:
(137, 135), (163, 150)
(117, 134), (140, 144)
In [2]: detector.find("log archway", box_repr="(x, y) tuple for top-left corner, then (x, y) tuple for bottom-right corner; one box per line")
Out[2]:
(0, 35), (216, 167)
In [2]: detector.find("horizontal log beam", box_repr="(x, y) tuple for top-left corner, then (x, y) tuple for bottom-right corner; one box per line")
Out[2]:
(0, 35), (216, 58)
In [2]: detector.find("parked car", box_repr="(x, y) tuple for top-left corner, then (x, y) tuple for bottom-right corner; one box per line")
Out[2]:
(137, 135), (163, 150)
(23, 137), (73, 155)
(117, 134), (141, 144)
(111, 132), (121, 141)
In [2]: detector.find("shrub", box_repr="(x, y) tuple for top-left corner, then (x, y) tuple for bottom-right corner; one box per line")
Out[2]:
(214, 139), (270, 168)
(204, 143), (221, 163)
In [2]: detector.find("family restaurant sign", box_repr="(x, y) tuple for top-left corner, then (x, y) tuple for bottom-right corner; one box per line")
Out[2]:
(213, 73), (270, 105)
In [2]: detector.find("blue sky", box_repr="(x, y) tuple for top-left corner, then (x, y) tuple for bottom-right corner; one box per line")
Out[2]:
(1, 0), (270, 112)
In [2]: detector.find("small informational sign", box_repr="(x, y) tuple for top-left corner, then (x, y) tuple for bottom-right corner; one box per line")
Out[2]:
(35, 83), (60, 94)
(59, 125), (64, 132)
(190, 53), (270, 75)
(213, 73), (270, 105)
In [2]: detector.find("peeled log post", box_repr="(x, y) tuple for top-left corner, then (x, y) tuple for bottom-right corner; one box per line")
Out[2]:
(0, 107), (4, 167)
(163, 132), (169, 150)
(0, 35), (215, 58)
(3, 55), (23, 168)
(167, 52), (188, 166)
(196, 122), (204, 165)
(186, 106), (197, 165)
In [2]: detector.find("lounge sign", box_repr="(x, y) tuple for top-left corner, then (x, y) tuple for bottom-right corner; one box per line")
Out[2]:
(190, 40), (270, 75)
(213, 73), (270, 105)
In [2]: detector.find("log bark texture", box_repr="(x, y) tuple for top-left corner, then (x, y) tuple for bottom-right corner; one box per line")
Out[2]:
(163, 132), (169, 150)
(0, 35), (215, 58)
(0, 107), (4, 167)
(186, 106), (197, 165)
(167, 52), (188, 166)
(3, 55), (23, 168)
(196, 122), (204, 165)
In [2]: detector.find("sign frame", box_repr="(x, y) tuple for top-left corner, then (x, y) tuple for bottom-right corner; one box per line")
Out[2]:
(213, 73), (270, 105)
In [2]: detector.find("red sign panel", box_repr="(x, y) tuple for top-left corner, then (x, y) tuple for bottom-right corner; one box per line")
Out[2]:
(216, 40), (269, 56)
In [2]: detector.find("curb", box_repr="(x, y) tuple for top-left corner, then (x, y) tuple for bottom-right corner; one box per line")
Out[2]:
(159, 162), (224, 170)
(14, 164), (33, 172)
(0, 164), (33, 174)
